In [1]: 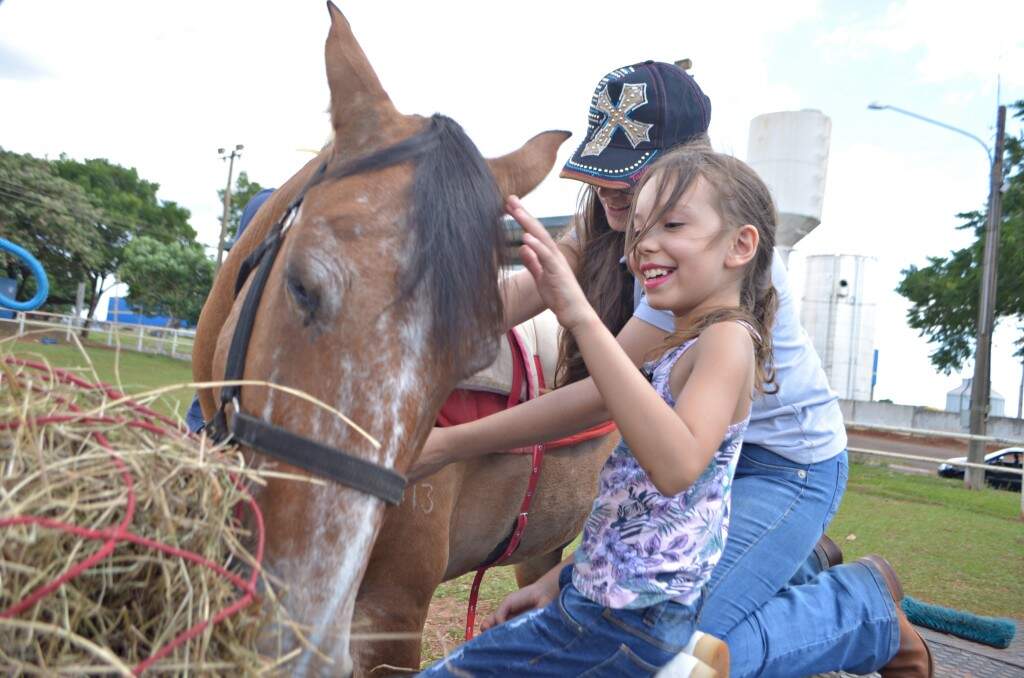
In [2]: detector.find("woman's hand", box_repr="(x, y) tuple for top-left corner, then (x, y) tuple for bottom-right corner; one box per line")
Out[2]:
(480, 579), (558, 632)
(507, 196), (598, 332)
(408, 427), (456, 481)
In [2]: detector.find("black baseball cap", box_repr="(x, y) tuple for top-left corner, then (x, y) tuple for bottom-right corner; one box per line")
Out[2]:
(561, 61), (712, 189)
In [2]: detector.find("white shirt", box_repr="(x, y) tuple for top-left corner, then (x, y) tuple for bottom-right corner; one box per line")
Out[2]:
(632, 251), (847, 464)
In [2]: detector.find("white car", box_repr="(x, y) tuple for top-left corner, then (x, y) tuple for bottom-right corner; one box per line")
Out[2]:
(937, 447), (1023, 490)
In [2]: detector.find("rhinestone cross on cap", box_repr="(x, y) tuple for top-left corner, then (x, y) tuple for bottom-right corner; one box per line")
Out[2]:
(581, 82), (653, 157)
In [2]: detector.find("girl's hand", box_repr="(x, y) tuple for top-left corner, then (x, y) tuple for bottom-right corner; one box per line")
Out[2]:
(480, 579), (557, 632)
(408, 427), (455, 481)
(507, 196), (598, 332)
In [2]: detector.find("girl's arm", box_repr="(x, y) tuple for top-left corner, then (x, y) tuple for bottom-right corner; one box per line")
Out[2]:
(410, 316), (667, 480)
(572, 317), (753, 495)
(514, 197), (752, 495)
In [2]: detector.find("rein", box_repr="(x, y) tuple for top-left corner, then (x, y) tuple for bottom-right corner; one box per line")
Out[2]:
(207, 121), (446, 506)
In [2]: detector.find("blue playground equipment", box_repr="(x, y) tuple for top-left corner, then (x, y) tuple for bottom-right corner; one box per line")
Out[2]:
(0, 238), (49, 311)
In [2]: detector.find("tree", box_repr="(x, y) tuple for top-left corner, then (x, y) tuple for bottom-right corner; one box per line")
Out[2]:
(51, 156), (197, 322)
(217, 171), (267, 240)
(897, 101), (1024, 372)
(118, 236), (215, 326)
(0, 148), (105, 308)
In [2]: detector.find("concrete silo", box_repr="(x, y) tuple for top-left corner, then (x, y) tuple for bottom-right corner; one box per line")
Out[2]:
(746, 110), (831, 261)
(800, 255), (877, 400)
(946, 378), (1005, 428)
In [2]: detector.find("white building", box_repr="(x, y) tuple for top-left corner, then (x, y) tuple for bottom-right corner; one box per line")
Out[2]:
(800, 254), (878, 400)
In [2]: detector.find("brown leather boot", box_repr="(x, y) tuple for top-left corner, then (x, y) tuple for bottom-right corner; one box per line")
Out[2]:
(814, 534), (844, 569)
(858, 555), (933, 677)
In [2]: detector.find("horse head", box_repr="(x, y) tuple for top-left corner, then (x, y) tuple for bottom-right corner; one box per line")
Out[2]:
(201, 3), (568, 674)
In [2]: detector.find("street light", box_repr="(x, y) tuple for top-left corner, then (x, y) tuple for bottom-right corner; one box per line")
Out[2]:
(215, 144), (245, 271)
(869, 102), (1007, 490)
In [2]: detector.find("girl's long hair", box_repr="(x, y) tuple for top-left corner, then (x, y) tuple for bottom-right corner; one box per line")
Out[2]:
(625, 148), (779, 393)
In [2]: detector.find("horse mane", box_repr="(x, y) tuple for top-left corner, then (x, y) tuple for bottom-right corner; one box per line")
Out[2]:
(317, 114), (506, 367)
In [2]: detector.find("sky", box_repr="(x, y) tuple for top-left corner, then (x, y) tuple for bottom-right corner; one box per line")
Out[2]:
(1, 0), (1023, 416)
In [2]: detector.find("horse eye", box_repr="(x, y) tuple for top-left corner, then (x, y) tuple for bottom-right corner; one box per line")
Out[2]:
(287, 272), (321, 325)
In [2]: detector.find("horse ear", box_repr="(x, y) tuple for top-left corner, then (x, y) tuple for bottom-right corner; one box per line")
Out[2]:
(325, 1), (400, 142)
(487, 131), (572, 198)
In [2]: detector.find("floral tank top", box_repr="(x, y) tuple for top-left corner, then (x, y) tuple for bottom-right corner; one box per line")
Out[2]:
(572, 338), (748, 609)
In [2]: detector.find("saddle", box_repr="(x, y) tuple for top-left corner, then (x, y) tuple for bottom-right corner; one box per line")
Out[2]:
(437, 310), (615, 451)
(463, 310), (559, 398)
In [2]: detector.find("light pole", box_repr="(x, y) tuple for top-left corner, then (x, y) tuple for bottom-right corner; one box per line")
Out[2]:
(215, 144), (245, 271)
(868, 102), (1007, 490)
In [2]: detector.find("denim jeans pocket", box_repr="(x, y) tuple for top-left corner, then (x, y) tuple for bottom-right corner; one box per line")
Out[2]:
(600, 604), (692, 654)
(740, 452), (810, 484)
(579, 643), (661, 678)
(556, 584), (588, 636)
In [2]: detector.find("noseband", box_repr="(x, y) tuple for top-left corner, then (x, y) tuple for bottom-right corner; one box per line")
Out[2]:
(207, 119), (449, 506)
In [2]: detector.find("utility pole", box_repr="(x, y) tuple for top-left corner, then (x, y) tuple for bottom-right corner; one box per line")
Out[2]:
(1017, 357), (1023, 420)
(215, 144), (244, 271)
(965, 105), (1006, 490)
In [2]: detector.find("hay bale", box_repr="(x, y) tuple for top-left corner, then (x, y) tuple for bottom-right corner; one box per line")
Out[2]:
(0, 354), (297, 674)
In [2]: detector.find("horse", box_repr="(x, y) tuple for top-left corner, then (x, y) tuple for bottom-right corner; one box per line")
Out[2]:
(191, 4), (571, 675)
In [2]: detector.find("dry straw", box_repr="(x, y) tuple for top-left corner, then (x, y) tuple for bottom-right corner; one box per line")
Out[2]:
(0, 347), (321, 674)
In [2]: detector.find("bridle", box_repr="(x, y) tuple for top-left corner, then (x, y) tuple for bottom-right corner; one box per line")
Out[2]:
(207, 119), (449, 506)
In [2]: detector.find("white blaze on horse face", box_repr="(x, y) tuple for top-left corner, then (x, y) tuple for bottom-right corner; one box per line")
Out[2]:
(365, 299), (427, 468)
(292, 489), (381, 677)
(262, 349), (282, 422)
(287, 223), (429, 672)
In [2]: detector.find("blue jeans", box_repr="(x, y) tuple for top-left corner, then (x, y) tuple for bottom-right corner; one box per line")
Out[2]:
(185, 394), (205, 433)
(420, 566), (698, 677)
(697, 444), (899, 676)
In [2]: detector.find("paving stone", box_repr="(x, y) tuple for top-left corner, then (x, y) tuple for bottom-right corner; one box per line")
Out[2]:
(811, 621), (1024, 678)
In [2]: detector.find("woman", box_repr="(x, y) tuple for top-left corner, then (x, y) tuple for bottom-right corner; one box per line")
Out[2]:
(414, 61), (930, 677)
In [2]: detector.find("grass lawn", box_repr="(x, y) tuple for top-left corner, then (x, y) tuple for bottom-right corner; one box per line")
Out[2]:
(3, 337), (196, 419)
(421, 462), (1023, 663)
(827, 463), (1022, 618)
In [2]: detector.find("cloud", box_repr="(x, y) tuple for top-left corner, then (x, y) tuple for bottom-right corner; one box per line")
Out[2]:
(818, 0), (1024, 90)
(0, 41), (48, 80)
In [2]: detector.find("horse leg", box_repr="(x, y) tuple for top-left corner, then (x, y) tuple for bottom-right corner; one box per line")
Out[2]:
(514, 547), (564, 588)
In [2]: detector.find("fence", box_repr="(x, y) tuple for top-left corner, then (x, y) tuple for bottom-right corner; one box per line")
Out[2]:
(1, 310), (195, 362)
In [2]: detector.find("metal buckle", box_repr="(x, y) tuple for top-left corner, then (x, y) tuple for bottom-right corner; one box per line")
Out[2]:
(280, 205), (300, 234)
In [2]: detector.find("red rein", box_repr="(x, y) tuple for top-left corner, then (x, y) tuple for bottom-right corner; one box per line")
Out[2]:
(0, 358), (266, 675)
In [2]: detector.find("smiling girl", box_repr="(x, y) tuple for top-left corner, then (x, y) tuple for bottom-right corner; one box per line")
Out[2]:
(419, 148), (776, 677)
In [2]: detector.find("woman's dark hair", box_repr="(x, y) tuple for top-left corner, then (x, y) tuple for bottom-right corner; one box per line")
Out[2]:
(554, 187), (634, 386)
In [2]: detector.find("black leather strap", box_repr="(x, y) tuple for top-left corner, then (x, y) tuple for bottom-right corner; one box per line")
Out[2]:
(232, 412), (406, 505)
(220, 230), (283, 409)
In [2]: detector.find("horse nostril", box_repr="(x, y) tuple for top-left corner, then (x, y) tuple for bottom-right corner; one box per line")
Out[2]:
(287, 273), (321, 324)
